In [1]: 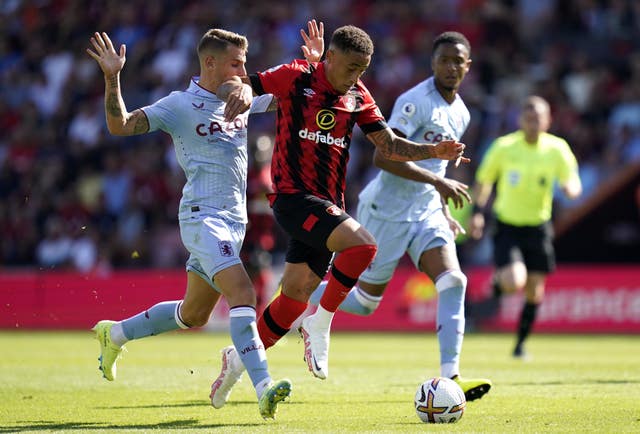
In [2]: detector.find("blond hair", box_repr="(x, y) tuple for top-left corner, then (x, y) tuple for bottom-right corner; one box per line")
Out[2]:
(197, 29), (248, 57)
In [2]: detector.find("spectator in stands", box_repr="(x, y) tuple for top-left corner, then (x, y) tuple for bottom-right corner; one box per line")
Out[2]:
(0, 0), (638, 269)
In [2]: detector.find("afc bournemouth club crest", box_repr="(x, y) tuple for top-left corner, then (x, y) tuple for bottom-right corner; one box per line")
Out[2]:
(343, 94), (356, 112)
(326, 205), (342, 216)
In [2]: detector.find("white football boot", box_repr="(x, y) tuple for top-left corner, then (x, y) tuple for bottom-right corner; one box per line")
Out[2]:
(299, 315), (330, 380)
(210, 345), (245, 408)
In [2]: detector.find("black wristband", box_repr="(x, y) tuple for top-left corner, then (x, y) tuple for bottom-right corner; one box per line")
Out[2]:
(472, 204), (484, 214)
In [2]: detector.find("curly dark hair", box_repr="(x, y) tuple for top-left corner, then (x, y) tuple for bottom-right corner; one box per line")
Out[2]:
(330, 25), (374, 56)
(432, 31), (471, 56)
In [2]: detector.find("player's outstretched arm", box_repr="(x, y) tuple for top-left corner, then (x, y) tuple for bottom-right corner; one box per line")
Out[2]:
(372, 148), (471, 209)
(366, 127), (470, 164)
(86, 32), (148, 136)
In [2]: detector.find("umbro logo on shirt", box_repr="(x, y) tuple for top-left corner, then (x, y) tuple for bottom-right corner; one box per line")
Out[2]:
(192, 102), (205, 110)
(303, 88), (316, 97)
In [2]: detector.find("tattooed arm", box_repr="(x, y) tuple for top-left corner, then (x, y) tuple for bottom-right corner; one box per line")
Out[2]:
(366, 127), (469, 164)
(86, 32), (149, 136)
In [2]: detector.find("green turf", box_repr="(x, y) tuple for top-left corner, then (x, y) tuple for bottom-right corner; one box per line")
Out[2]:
(1, 330), (638, 433)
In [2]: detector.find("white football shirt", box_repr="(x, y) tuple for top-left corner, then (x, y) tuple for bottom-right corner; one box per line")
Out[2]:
(142, 77), (272, 223)
(358, 77), (470, 221)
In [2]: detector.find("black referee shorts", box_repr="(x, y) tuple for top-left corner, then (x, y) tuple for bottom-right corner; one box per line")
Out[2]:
(271, 193), (351, 279)
(492, 219), (555, 273)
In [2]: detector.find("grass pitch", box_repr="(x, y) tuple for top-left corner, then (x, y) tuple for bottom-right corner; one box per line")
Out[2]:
(1, 330), (638, 433)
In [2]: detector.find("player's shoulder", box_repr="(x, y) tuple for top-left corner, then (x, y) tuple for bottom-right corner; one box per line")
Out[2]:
(165, 88), (206, 109)
(397, 78), (434, 103)
(166, 89), (188, 100)
(266, 59), (315, 75)
(391, 78), (433, 115)
(292, 58), (316, 71)
(146, 89), (185, 111)
(354, 78), (375, 100)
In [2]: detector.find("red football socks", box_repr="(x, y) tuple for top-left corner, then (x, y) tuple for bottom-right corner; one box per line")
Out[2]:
(257, 292), (308, 350)
(320, 244), (377, 312)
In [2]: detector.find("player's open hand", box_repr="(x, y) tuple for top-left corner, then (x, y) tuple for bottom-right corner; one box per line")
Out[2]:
(86, 32), (126, 77)
(435, 177), (471, 209)
(432, 140), (470, 166)
(300, 19), (324, 63)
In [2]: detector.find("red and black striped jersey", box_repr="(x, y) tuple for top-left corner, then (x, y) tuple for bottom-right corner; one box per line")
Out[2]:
(249, 60), (386, 209)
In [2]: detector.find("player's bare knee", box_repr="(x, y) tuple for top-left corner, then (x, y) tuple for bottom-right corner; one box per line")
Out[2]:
(328, 220), (376, 251)
(180, 308), (211, 328)
(500, 275), (524, 293)
(220, 278), (256, 305)
(355, 227), (376, 246)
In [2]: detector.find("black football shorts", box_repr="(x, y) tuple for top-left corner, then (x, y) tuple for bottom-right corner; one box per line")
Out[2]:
(492, 219), (555, 273)
(272, 193), (351, 278)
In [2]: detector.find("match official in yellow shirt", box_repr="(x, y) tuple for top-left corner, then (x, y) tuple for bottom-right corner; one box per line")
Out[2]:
(470, 95), (582, 358)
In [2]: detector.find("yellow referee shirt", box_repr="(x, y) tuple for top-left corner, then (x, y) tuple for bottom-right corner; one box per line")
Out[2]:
(475, 130), (580, 226)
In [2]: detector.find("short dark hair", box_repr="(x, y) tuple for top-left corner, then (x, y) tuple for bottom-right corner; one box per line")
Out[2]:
(330, 25), (374, 56)
(197, 29), (248, 57)
(433, 31), (471, 56)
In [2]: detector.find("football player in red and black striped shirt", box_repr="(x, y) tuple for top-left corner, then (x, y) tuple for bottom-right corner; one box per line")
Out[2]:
(218, 23), (468, 381)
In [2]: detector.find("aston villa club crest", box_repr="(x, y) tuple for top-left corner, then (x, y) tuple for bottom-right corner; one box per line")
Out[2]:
(326, 205), (342, 216)
(218, 241), (234, 257)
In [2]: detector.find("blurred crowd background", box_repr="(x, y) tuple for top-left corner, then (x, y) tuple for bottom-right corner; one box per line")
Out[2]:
(1, 0), (639, 274)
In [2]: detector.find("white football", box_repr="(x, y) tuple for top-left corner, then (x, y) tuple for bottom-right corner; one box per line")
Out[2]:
(414, 377), (466, 423)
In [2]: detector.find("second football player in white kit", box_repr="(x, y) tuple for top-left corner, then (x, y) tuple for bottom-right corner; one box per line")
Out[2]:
(310, 31), (492, 401)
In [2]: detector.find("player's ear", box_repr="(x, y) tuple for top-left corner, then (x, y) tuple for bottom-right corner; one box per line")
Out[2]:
(205, 55), (216, 70)
(325, 48), (334, 64)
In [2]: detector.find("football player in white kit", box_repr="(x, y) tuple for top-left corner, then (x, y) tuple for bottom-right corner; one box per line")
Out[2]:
(309, 31), (492, 401)
(86, 22), (323, 419)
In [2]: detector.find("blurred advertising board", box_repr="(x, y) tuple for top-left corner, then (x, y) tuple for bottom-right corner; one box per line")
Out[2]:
(1, 266), (639, 332)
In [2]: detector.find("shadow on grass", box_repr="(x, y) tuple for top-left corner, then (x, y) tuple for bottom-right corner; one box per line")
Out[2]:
(2, 400), (300, 432)
(99, 399), (208, 409)
(1, 418), (265, 432)
(101, 400), (305, 409)
(506, 379), (640, 386)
